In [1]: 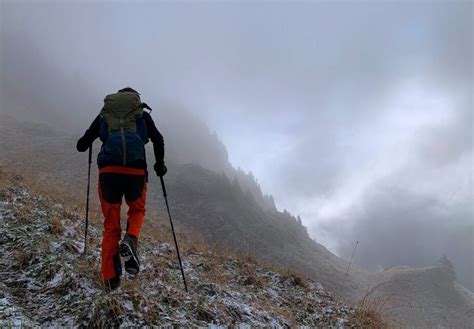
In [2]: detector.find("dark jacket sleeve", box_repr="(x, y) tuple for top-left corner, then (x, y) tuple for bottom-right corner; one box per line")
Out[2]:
(144, 112), (165, 165)
(76, 115), (100, 152)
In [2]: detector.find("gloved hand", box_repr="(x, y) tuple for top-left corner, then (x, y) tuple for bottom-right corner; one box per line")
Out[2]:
(76, 137), (89, 152)
(154, 163), (168, 177)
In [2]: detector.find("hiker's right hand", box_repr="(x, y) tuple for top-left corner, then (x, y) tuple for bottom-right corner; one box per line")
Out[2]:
(154, 163), (167, 177)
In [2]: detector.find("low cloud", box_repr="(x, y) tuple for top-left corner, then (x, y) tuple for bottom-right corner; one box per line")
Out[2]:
(325, 179), (473, 290)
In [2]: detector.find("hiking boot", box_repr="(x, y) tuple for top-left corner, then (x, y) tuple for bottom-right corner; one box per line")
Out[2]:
(119, 234), (140, 276)
(104, 276), (121, 292)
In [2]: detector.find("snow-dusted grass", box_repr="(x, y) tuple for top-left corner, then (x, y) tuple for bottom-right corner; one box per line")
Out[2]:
(0, 169), (386, 327)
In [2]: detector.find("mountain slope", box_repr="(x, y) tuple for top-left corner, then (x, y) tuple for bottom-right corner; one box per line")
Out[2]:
(0, 169), (382, 327)
(0, 114), (370, 297)
(1, 114), (473, 328)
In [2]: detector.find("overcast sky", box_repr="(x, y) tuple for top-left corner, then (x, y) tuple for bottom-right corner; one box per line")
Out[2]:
(2, 1), (473, 289)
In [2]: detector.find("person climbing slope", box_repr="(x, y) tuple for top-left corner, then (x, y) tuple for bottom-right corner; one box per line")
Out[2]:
(76, 87), (167, 291)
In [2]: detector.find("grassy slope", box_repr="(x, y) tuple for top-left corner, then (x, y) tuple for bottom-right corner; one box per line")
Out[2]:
(0, 168), (385, 327)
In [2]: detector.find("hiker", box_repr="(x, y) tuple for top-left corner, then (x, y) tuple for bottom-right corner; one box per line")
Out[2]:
(76, 87), (167, 291)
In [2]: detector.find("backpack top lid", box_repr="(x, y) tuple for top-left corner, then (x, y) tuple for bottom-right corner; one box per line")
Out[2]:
(103, 91), (142, 114)
(101, 91), (143, 133)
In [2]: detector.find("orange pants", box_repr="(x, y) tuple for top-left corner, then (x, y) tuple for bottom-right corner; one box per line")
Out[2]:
(98, 166), (147, 281)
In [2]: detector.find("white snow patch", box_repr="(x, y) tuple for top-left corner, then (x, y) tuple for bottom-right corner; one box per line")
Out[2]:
(62, 221), (77, 237)
(0, 291), (36, 326)
(49, 270), (64, 287)
(123, 300), (134, 311)
(265, 287), (279, 299)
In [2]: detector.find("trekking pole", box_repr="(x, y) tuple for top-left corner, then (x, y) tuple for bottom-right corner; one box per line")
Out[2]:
(160, 176), (188, 292)
(84, 146), (92, 255)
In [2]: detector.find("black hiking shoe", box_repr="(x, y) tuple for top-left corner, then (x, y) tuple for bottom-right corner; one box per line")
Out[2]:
(104, 276), (121, 292)
(119, 234), (140, 276)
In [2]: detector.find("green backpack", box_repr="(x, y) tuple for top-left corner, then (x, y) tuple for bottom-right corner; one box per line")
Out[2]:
(97, 92), (149, 167)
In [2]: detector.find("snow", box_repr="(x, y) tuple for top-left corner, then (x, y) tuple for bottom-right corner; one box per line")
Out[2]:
(49, 270), (64, 287)
(0, 291), (36, 326)
(0, 202), (12, 221)
(265, 287), (279, 298)
(0, 181), (368, 327)
(62, 220), (77, 238)
(123, 300), (134, 311)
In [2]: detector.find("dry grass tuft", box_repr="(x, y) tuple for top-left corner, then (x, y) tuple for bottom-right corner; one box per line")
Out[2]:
(48, 216), (65, 235)
(88, 296), (124, 327)
(241, 252), (259, 264)
(50, 275), (76, 296)
(195, 304), (215, 322)
(348, 281), (394, 328)
(15, 206), (36, 224)
(13, 249), (33, 271)
(239, 264), (265, 288)
(281, 269), (308, 289)
(351, 308), (387, 328)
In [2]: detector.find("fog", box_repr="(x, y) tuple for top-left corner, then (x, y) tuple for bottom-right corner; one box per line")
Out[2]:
(1, 1), (472, 289)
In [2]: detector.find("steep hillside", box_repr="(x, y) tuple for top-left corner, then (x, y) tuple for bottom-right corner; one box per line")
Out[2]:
(0, 114), (369, 298)
(2, 114), (473, 328)
(0, 169), (382, 327)
(164, 163), (370, 294)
